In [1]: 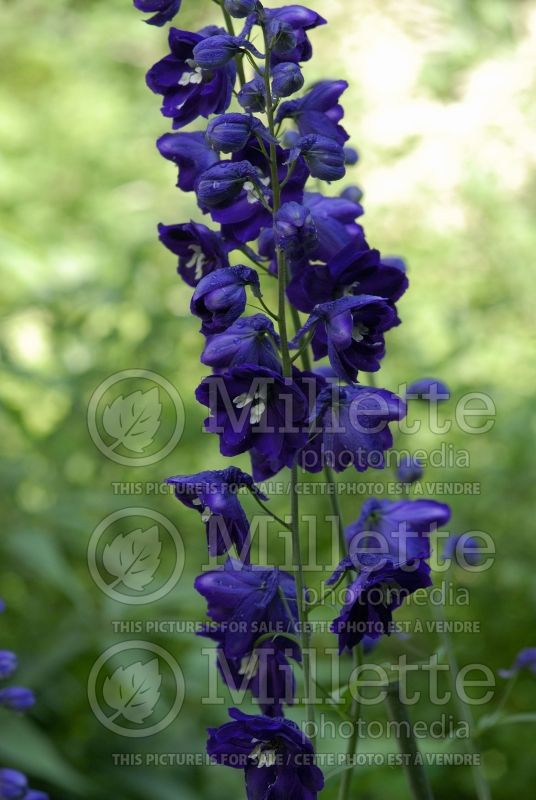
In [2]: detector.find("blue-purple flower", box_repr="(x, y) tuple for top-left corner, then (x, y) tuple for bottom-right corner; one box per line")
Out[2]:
(0, 686), (35, 712)
(0, 652), (17, 681)
(193, 34), (263, 70)
(201, 314), (281, 373)
(299, 384), (406, 473)
(224, 0), (258, 18)
(158, 221), (229, 286)
(396, 454), (424, 484)
(331, 559), (432, 653)
(207, 708), (324, 799)
(206, 113), (276, 154)
(157, 132), (219, 191)
(443, 534), (485, 568)
(238, 75), (266, 112)
(191, 265), (260, 334)
(133, 0), (181, 26)
(195, 366), (319, 480)
(0, 769), (48, 800)
(406, 377), (451, 402)
(291, 295), (398, 382)
(146, 27), (236, 128)
(195, 559), (298, 658)
(202, 628), (300, 717)
(499, 648), (536, 679)
(265, 5), (327, 65)
(195, 160), (262, 211)
(291, 134), (346, 181)
(343, 498), (452, 571)
(166, 467), (265, 562)
(271, 62), (304, 99)
(277, 80), (350, 144)
(274, 202), (318, 261)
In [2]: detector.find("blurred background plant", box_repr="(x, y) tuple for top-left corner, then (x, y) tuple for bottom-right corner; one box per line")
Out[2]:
(0, 0), (535, 797)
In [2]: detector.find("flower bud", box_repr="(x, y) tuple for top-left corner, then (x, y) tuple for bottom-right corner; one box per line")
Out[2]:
(195, 161), (259, 209)
(274, 202), (317, 260)
(265, 18), (297, 55)
(396, 454), (424, 484)
(344, 146), (359, 165)
(0, 650), (17, 680)
(206, 113), (276, 154)
(224, 0), (258, 18)
(237, 76), (266, 112)
(191, 266), (261, 334)
(0, 768), (28, 800)
(292, 134), (346, 181)
(193, 34), (243, 69)
(271, 62), (304, 99)
(0, 686), (36, 711)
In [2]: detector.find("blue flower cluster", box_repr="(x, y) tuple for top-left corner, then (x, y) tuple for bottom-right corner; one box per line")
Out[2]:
(135, 2), (452, 797)
(0, 601), (48, 800)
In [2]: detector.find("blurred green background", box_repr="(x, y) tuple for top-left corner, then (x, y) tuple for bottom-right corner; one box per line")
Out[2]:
(1, 0), (536, 797)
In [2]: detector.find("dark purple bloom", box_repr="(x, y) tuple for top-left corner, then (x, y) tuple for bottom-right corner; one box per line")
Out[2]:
(291, 134), (346, 181)
(133, 0), (181, 26)
(406, 377), (451, 402)
(195, 160), (262, 210)
(224, 0), (258, 17)
(344, 146), (359, 165)
(195, 559), (298, 658)
(166, 467), (265, 562)
(443, 534), (485, 568)
(299, 384), (406, 473)
(210, 141), (309, 245)
(340, 185), (363, 204)
(305, 191), (363, 258)
(291, 295), (398, 382)
(191, 265), (260, 334)
(207, 708), (324, 799)
(343, 498), (452, 572)
(202, 629), (300, 716)
(146, 28), (236, 128)
(193, 34), (262, 69)
(156, 131), (219, 192)
(499, 648), (536, 679)
(238, 75), (266, 113)
(0, 651), (17, 680)
(158, 221), (229, 286)
(396, 454), (424, 484)
(274, 202), (318, 261)
(328, 238), (409, 305)
(196, 366), (317, 480)
(201, 314), (281, 373)
(277, 80), (350, 144)
(271, 62), (304, 99)
(331, 559), (432, 653)
(206, 113), (276, 154)
(0, 687), (35, 712)
(266, 5), (327, 65)
(0, 769), (48, 800)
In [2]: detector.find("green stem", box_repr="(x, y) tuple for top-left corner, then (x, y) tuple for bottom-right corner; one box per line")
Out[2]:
(260, 24), (315, 738)
(249, 490), (292, 532)
(385, 682), (435, 800)
(323, 464), (362, 800)
(431, 598), (491, 800)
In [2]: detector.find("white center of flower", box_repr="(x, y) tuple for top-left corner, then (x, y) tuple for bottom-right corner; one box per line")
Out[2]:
(249, 743), (277, 768)
(233, 384), (268, 424)
(243, 181), (259, 205)
(192, 497), (212, 522)
(178, 59), (203, 86)
(239, 651), (260, 680)
(352, 322), (369, 342)
(186, 245), (208, 281)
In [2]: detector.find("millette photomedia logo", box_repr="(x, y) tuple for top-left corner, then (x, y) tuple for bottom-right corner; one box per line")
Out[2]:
(88, 641), (185, 737)
(87, 369), (185, 466)
(88, 508), (185, 604)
